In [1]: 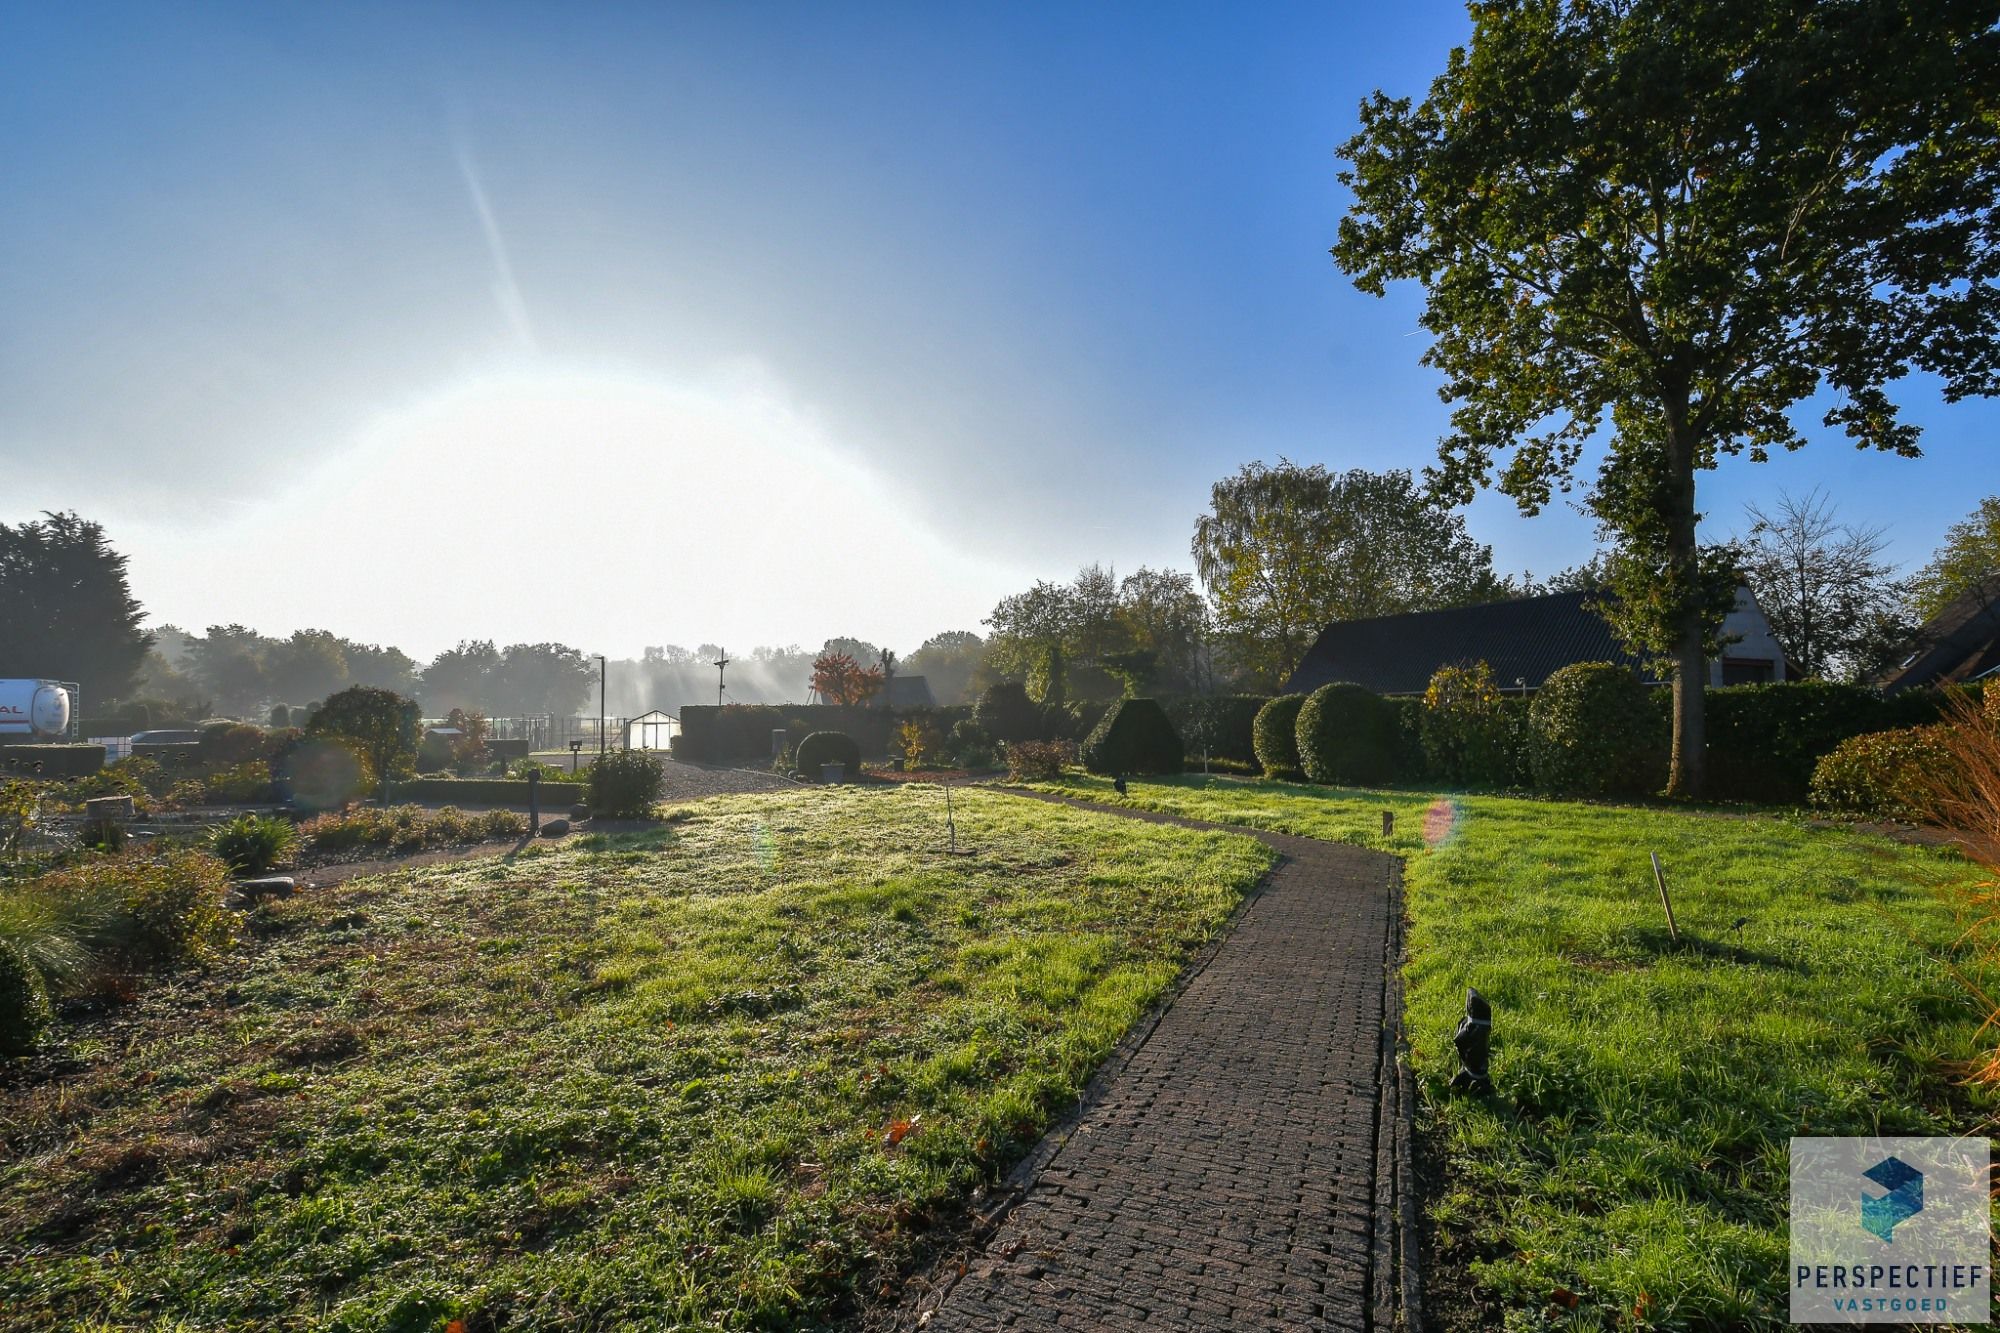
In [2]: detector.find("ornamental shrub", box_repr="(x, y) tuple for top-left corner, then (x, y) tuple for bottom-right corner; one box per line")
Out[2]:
(1253, 695), (1307, 779)
(198, 722), (269, 767)
(1808, 725), (1962, 821)
(1296, 683), (1397, 786)
(974, 683), (1044, 744)
(795, 731), (862, 782)
(589, 749), (666, 816)
(1420, 661), (1514, 787)
(0, 941), (52, 1056)
(1004, 739), (1076, 781)
(1082, 698), (1184, 775)
(1528, 663), (1661, 797)
(210, 813), (296, 874)
(944, 719), (995, 769)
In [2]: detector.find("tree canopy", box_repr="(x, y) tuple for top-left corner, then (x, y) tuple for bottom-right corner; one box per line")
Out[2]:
(1335, 0), (2000, 794)
(809, 652), (883, 706)
(307, 686), (421, 795)
(0, 512), (151, 704)
(1908, 495), (2000, 622)
(1738, 489), (1907, 681)
(1191, 462), (1502, 689)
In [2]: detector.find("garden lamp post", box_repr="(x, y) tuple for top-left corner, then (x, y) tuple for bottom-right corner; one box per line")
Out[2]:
(597, 655), (607, 757)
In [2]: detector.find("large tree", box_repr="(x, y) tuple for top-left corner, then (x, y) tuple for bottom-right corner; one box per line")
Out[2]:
(1908, 495), (2000, 622)
(418, 640), (502, 714)
(985, 579), (1085, 707)
(1116, 567), (1213, 695)
(0, 512), (151, 704)
(904, 631), (986, 705)
(1191, 462), (1503, 688)
(1335, 0), (2000, 795)
(1740, 489), (1908, 681)
(490, 642), (593, 717)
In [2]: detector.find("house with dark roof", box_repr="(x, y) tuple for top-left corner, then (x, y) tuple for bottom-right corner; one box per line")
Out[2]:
(880, 674), (937, 708)
(1878, 584), (2000, 693)
(1282, 587), (1790, 696)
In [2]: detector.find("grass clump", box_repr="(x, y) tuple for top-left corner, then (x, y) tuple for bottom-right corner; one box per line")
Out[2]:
(0, 940), (52, 1055)
(0, 851), (235, 1011)
(0, 784), (1270, 1330)
(1025, 769), (1998, 1328)
(209, 813), (297, 874)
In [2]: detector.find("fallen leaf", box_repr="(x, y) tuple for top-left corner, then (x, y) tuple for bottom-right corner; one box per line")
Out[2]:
(1551, 1287), (1579, 1310)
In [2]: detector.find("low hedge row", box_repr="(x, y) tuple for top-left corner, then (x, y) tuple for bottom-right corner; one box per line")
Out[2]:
(1255, 673), (1987, 802)
(1163, 695), (1269, 765)
(384, 777), (576, 806)
(0, 744), (106, 778)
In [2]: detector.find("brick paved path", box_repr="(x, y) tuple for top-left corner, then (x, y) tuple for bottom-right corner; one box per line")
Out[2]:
(916, 795), (1408, 1332)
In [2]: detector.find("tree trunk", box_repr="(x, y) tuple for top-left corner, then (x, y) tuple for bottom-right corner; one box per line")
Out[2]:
(1663, 403), (1706, 800)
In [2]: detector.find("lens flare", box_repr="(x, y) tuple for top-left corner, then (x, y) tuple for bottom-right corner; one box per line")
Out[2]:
(1422, 798), (1460, 848)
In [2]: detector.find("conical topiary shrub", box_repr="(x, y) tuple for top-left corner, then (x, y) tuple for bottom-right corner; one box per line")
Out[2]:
(1082, 698), (1184, 776)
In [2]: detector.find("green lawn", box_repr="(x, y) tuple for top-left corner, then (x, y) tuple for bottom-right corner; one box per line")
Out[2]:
(1029, 772), (1999, 1330)
(0, 786), (1271, 1333)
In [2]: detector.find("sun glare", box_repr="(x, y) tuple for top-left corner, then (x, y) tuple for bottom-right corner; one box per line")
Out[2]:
(123, 366), (1024, 656)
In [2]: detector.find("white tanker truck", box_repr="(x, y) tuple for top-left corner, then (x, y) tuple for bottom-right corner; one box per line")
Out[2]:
(0, 679), (75, 741)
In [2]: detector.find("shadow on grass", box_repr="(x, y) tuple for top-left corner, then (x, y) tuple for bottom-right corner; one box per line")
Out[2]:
(1622, 925), (1798, 971)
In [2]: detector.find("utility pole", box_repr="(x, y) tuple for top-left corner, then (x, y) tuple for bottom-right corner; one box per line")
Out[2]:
(712, 652), (732, 707)
(597, 655), (607, 757)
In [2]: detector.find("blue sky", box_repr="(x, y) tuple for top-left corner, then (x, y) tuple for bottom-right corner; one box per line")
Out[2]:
(2, 1), (1994, 659)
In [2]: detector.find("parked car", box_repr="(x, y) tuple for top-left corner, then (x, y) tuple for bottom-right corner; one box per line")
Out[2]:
(129, 729), (202, 745)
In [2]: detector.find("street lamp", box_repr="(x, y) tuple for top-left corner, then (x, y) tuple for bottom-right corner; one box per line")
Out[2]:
(597, 655), (608, 757)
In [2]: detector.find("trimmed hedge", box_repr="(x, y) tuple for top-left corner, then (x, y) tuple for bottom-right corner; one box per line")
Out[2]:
(676, 704), (969, 766)
(1164, 695), (1270, 765)
(1253, 695), (1307, 779)
(1529, 663), (1660, 797)
(131, 742), (202, 770)
(0, 744), (106, 779)
(1808, 725), (1958, 821)
(1296, 683), (1397, 786)
(385, 777), (569, 806)
(974, 683), (1045, 744)
(1694, 681), (1952, 804)
(1082, 698), (1184, 775)
(796, 731), (861, 782)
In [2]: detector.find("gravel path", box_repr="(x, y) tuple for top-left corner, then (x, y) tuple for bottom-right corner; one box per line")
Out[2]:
(912, 791), (1410, 1333)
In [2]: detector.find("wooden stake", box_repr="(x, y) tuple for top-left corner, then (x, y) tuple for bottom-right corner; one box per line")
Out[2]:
(1650, 851), (1679, 943)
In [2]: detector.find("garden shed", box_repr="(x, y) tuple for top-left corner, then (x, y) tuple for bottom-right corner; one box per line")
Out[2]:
(624, 710), (679, 750)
